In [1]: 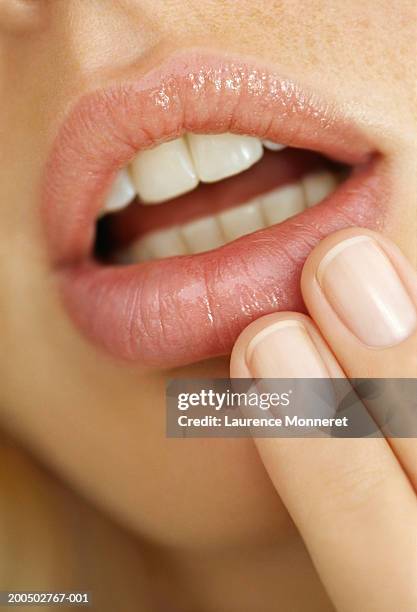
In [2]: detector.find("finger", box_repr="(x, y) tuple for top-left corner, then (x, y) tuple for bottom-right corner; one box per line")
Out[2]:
(231, 313), (417, 612)
(301, 228), (417, 488)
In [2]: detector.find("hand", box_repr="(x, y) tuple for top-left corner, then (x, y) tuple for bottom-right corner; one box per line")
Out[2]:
(230, 228), (417, 612)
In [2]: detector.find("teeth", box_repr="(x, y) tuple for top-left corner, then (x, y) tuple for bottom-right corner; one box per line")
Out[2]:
(262, 140), (286, 152)
(181, 216), (224, 254)
(102, 133), (341, 263)
(118, 169), (339, 263)
(260, 183), (305, 224)
(217, 201), (265, 241)
(186, 134), (263, 183)
(103, 169), (136, 213)
(117, 239), (152, 264)
(103, 133), (290, 213)
(302, 171), (338, 207)
(130, 137), (198, 204)
(141, 226), (188, 259)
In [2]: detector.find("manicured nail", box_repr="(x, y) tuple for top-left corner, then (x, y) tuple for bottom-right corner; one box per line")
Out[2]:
(317, 236), (416, 347)
(245, 320), (329, 377)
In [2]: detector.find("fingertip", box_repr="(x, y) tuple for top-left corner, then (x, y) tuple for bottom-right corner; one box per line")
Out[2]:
(301, 227), (378, 292)
(299, 227), (417, 376)
(301, 227), (417, 306)
(230, 312), (343, 379)
(230, 312), (312, 378)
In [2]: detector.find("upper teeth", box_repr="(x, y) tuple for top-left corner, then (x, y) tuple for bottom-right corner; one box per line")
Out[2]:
(103, 133), (280, 213)
(262, 140), (286, 151)
(103, 168), (136, 213)
(130, 137), (198, 204)
(186, 133), (263, 183)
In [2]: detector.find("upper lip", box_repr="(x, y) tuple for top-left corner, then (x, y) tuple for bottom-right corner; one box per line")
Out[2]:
(42, 50), (387, 368)
(43, 50), (374, 265)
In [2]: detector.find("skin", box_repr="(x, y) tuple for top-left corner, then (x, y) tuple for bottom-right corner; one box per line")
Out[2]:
(231, 227), (417, 611)
(0, 1), (416, 610)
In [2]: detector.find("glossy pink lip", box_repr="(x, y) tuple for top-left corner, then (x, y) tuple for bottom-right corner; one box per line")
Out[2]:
(43, 51), (386, 367)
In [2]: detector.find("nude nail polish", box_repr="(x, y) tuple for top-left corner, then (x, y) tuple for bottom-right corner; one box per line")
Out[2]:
(317, 236), (416, 347)
(246, 320), (329, 377)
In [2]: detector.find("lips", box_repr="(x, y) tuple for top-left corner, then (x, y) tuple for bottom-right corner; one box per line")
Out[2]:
(42, 51), (387, 368)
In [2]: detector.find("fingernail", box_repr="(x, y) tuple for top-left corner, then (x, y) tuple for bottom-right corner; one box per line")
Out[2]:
(245, 320), (329, 377)
(317, 236), (416, 347)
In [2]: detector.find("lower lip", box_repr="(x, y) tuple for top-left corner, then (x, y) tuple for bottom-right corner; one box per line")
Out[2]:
(61, 162), (385, 368)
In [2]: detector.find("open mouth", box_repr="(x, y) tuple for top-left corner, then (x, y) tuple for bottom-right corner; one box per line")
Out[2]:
(95, 139), (346, 264)
(43, 52), (386, 368)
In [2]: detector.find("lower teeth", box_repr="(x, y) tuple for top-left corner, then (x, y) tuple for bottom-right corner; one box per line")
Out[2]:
(117, 170), (339, 263)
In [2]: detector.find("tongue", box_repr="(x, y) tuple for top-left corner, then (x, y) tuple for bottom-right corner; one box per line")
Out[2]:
(100, 148), (329, 250)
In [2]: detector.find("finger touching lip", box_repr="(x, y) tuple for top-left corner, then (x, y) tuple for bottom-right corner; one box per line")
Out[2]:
(42, 51), (388, 368)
